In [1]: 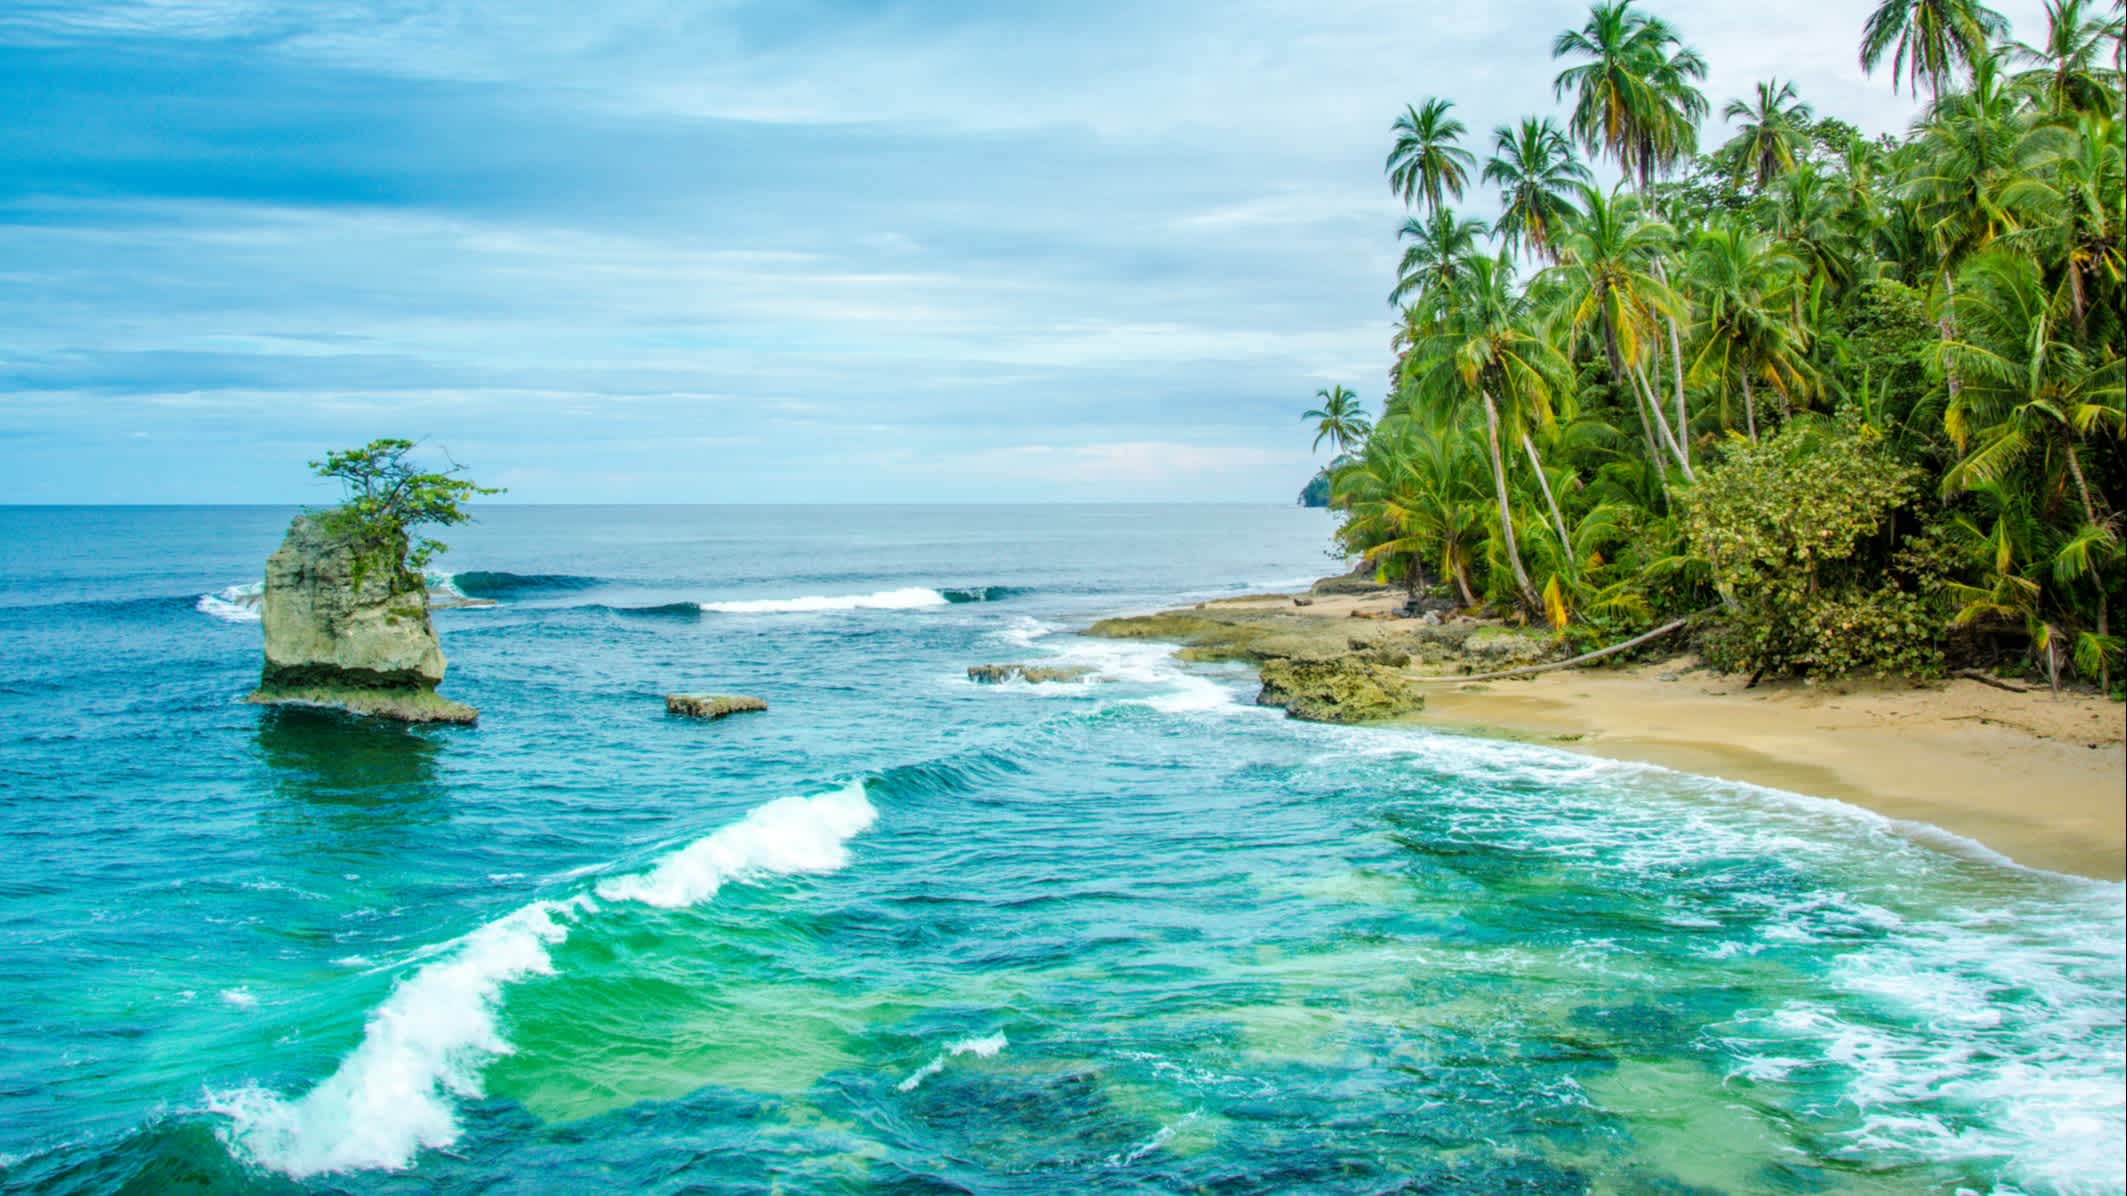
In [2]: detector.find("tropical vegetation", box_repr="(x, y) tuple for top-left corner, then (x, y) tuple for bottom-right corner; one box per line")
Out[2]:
(311, 438), (502, 590)
(1308, 0), (2124, 691)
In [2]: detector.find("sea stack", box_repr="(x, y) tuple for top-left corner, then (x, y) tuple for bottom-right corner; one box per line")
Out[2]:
(246, 514), (477, 724)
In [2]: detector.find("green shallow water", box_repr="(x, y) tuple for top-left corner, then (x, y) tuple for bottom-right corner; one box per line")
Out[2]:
(0, 505), (2119, 1195)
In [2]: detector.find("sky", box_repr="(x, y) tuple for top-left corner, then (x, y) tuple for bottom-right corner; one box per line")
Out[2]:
(0, 0), (2048, 503)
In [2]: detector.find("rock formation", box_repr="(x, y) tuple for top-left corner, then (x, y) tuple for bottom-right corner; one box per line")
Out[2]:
(666, 693), (768, 719)
(246, 514), (477, 724)
(1255, 657), (1425, 724)
(966, 663), (1093, 684)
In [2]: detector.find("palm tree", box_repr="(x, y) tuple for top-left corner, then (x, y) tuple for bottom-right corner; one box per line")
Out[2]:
(1860, 0), (2010, 100)
(1332, 407), (1492, 606)
(1718, 79), (1815, 189)
(1303, 385), (1373, 457)
(1552, 0), (1709, 190)
(1935, 248), (2124, 523)
(1386, 99), (1477, 217)
(1405, 254), (1571, 614)
(2011, 0), (2119, 114)
(2000, 112), (2126, 328)
(1542, 184), (1693, 478)
(1685, 221), (1819, 441)
(1484, 118), (1592, 263)
(1389, 210), (1490, 308)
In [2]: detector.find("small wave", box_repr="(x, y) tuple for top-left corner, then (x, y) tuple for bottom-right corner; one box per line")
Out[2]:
(211, 782), (879, 1178)
(896, 1031), (1008, 1093)
(941, 586), (1025, 604)
(698, 587), (950, 615)
(593, 602), (702, 619)
(444, 571), (604, 600)
(196, 582), (263, 623)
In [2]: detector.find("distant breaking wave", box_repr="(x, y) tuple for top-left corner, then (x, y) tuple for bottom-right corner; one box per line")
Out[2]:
(698, 587), (951, 614)
(209, 782), (878, 1179)
(196, 582), (264, 623)
(193, 576), (1021, 620)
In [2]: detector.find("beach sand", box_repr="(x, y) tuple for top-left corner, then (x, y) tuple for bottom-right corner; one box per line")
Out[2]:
(1189, 591), (2127, 880)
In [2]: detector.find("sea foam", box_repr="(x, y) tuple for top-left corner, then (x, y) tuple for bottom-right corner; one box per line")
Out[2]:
(697, 587), (950, 614)
(896, 1031), (1008, 1092)
(211, 782), (878, 1178)
(196, 582), (263, 623)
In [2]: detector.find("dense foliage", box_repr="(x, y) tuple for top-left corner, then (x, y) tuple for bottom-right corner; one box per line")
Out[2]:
(1308, 0), (2125, 690)
(311, 438), (502, 590)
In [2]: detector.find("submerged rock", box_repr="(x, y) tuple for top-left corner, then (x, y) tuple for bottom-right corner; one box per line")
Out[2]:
(666, 693), (768, 719)
(967, 663), (1093, 684)
(1255, 657), (1424, 724)
(247, 515), (477, 724)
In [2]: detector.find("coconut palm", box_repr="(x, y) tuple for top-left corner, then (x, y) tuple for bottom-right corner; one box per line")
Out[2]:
(1303, 385), (1373, 457)
(1935, 247), (2125, 519)
(1685, 222), (1819, 440)
(1860, 0), (2010, 99)
(1484, 117), (1592, 263)
(1718, 79), (1816, 189)
(1386, 99), (1477, 217)
(2000, 112), (2126, 328)
(1405, 254), (1572, 614)
(1552, 0), (1709, 190)
(1332, 407), (1492, 606)
(2011, 0), (2121, 114)
(1541, 184), (1693, 477)
(1389, 210), (1490, 308)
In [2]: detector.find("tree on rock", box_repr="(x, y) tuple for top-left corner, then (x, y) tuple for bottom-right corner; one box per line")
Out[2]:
(312, 438), (502, 588)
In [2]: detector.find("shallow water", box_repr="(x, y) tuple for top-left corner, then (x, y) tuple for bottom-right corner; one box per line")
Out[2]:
(0, 504), (2119, 1195)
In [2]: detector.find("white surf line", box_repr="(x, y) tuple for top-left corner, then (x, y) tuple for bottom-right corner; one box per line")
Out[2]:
(895, 1032), (1009, 1093)
(697, 587), (949, 614)
(210, 782), (878, 1179)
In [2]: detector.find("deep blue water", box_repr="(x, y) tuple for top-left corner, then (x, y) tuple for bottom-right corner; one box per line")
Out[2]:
(0, 504), (2120, 1195)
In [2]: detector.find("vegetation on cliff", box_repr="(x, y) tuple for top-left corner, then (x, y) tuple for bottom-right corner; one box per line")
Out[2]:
(310, 438), (502, 591)
(1308, 0), (2124, 691)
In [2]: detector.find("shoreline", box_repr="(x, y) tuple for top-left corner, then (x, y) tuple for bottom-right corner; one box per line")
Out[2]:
(1098, 587), (2127, 882)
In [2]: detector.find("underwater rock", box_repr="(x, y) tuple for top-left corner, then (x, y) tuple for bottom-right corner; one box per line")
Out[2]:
(967, 663), (1094, 684)
(247, 515), (476, 724)
(666, 693), (768, 719)
(1255, 657), (1424, 724)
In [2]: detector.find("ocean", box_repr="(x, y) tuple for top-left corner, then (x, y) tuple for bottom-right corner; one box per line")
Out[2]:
(0, 504), (2119, 1195)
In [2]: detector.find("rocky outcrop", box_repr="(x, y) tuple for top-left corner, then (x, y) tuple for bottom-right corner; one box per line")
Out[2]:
(666, 693), (768, 719)
(246, 514), (476, 724)
(1255, 657), (1425, 723)
(967, 663), (1093, 684)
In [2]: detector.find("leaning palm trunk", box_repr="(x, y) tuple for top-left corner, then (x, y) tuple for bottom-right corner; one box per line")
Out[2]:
(1521, 431), (1574, 566)
(1481, 392), (1542, 612)
(1631, 365), (1694, 479)
(1651, 260), (1693, 476)
(1604, 317), (1668, 474)
(1739, 369), (1760, 442)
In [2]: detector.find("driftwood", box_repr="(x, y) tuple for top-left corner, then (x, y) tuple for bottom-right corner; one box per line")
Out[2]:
(1955, 668), (2034, 694)
(1409, 612), (1706, 685)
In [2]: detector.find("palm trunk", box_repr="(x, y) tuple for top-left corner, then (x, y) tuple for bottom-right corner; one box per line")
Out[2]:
(1651, 260), (1693, 476)
(1521, 431), (1574, 565)
(1632, 365), (1695, 479)
(1740, 370), (1760, 443)
(1481, 392), (1541, 612)
(1940, 268), (1963, 405)
(1605, 316), (1666, 469)
(2064, 436), (2101, 526)
(1453, 559), (1478, 607)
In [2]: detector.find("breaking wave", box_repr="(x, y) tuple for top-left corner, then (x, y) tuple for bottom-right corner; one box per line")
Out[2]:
(209, 782), (878, 1178)
(698, 587), (953, 614)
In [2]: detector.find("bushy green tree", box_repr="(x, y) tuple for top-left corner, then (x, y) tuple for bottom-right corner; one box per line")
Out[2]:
(310, 438), (503, 590)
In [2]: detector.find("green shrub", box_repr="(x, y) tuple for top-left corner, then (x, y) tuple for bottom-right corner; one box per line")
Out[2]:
(1683, 420), (1948, 679)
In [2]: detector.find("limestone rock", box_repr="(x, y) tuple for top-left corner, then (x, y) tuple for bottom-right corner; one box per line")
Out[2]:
(247, 514), (476, 724)
(666, 693), (768, 719)
(966, 663), (1093, 684)
(1255, 657), (1424, 724)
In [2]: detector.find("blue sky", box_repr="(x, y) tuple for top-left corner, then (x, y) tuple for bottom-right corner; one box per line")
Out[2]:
(0, 0), (2039, 503)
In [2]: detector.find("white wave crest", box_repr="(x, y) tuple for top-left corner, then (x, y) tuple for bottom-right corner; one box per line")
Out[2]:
(697, 587), (948, 614)
(596, 781), (877, 907)
(211, 783), (878, 1178)
(896, 1031), (1008, 1093)
(208, 899), (580, 1178)
(196, 582), (263, 623)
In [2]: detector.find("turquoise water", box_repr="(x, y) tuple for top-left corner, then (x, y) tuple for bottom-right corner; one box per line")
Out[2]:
(0, 504), (2120, 1195)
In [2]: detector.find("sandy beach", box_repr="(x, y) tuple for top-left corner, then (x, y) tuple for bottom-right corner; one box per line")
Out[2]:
(1141, 590), (2127, 881)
